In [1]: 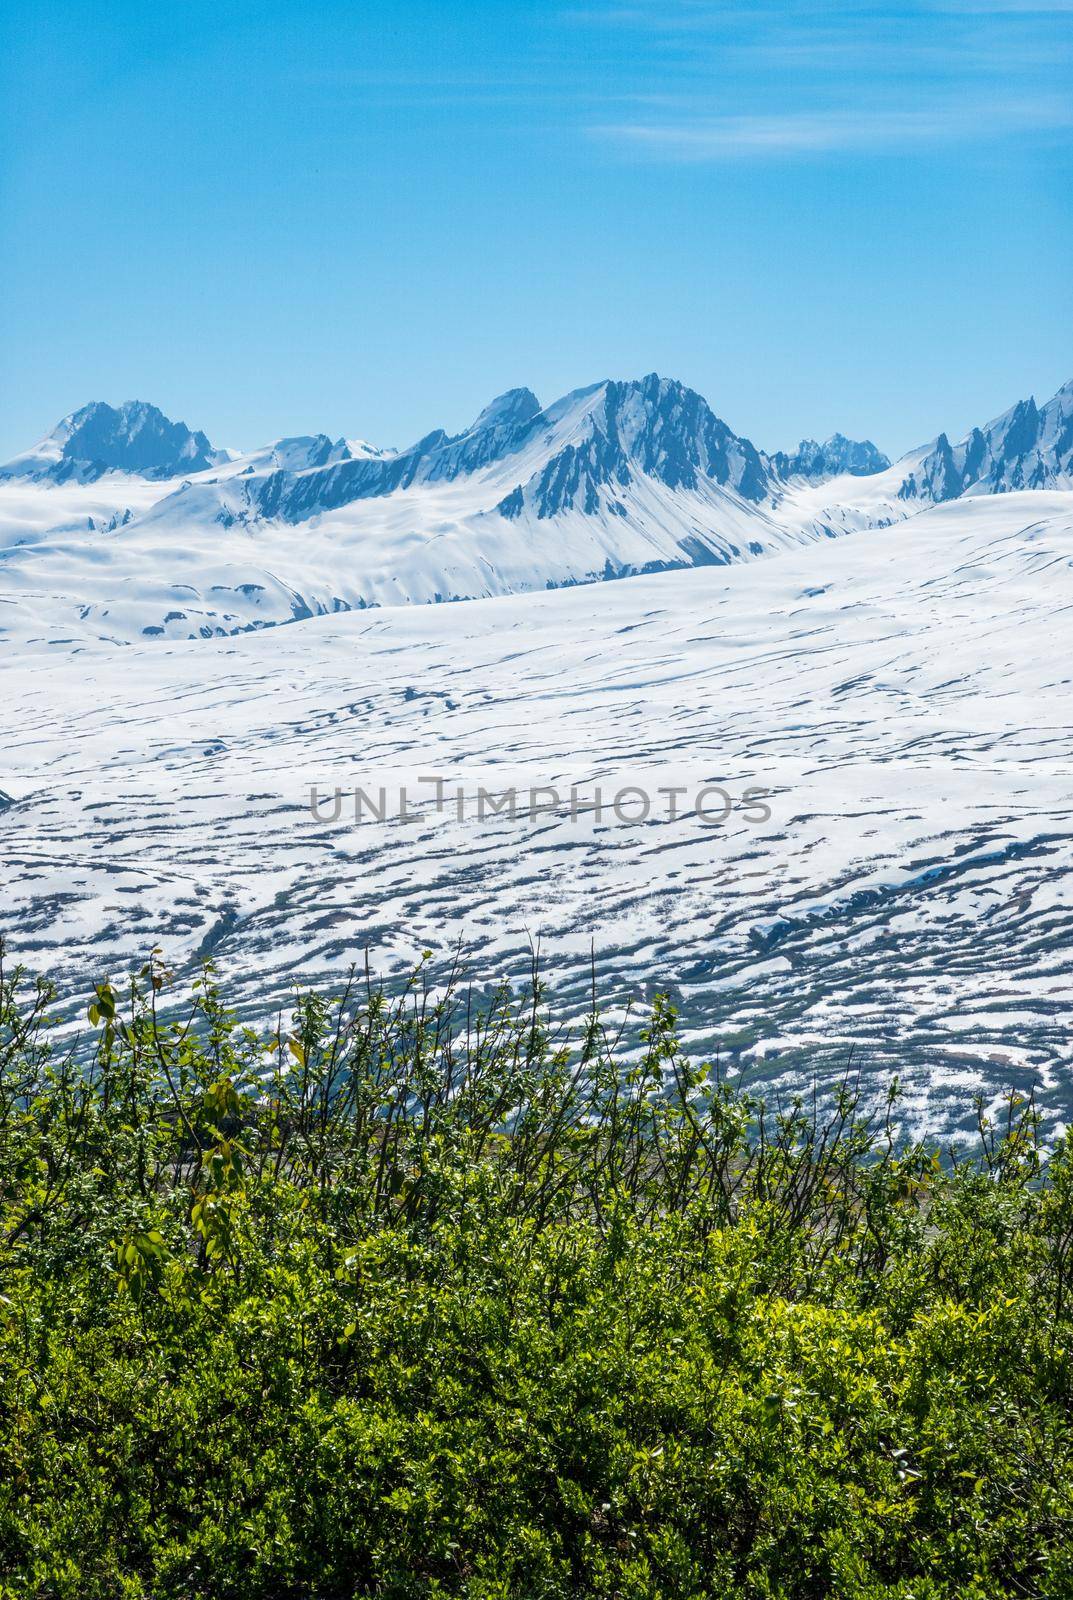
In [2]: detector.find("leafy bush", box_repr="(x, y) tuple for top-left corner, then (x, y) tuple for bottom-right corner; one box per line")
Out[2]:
(1, 945), (1072, 1598)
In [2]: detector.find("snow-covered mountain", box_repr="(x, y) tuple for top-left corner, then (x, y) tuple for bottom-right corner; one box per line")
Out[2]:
(896, 382), (1073, 501)
(157, 375), (781, 528)
(0, 400), (232, 484)
(0, 374), (1069, 650)
(0, 377), (878, 647)
(772, 434), (891, 480)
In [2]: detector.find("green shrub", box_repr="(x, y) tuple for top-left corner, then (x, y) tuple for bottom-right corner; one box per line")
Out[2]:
(0, 944), (1071, 1598)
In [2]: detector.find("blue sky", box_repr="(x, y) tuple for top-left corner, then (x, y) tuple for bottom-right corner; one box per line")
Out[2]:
(2, 0), (1071, 460)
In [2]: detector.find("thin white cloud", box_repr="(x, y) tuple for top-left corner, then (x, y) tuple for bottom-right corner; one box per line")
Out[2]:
(565, 0), (1073, 18)
(560, 0), (1073, 95)
(933, 1), (1073, 11)
(593, 99), (1073, 156)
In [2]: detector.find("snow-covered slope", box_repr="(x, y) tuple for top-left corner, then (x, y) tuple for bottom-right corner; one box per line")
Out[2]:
(5, 489), (1073, 1137)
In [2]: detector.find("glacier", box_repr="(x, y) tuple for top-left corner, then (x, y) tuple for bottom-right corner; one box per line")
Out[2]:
(2, 373), (1073, 1136)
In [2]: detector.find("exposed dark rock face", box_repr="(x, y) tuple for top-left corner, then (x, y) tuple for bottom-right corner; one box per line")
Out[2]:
(899, 382), (1073, 501)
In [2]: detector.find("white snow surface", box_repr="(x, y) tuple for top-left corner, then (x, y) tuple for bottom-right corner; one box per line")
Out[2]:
(4, 483), (1073, 1137)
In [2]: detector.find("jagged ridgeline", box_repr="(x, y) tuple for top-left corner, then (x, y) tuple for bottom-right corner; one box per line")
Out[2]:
(8, 373), (1072, 509)
(6, 376), (876, 503)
